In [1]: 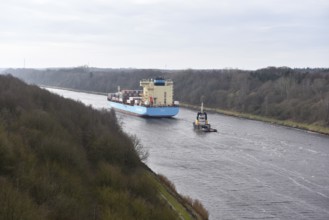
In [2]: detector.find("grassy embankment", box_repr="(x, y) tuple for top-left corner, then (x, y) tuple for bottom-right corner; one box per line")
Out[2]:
(146, 170), (205, 220)
(181, 103), (329, 135)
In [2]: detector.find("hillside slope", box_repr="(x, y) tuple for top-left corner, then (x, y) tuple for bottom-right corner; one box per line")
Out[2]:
(0, 75), (190, 220)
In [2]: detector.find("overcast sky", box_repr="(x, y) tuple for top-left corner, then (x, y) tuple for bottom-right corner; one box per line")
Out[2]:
(0, 0), (328, 69)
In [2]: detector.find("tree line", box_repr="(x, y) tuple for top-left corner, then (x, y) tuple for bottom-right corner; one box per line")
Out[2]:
(6, 66), (329, 127)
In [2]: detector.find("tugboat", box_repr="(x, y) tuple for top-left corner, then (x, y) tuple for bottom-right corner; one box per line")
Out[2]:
(193, 102), (217, 132)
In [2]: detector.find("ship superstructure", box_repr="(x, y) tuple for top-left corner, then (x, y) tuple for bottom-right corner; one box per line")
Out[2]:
(107, 77), (179, 117)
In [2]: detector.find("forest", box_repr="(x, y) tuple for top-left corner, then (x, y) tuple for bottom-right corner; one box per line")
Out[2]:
(0, 75), (207, 220)
(6, 66), (329, 128)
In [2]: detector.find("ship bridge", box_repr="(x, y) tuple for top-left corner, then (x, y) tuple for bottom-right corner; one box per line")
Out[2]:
(140, 78), (174, 106)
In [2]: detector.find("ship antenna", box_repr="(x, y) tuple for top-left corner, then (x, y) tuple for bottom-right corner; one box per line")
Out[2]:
(118, 86), (120, 92)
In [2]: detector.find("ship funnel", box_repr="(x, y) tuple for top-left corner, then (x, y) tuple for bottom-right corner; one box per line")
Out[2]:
(200, 95), (205, 113)
(118, 86), (121, 92)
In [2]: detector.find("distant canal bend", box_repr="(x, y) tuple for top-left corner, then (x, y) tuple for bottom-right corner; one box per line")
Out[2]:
(48, 88), (329, 220)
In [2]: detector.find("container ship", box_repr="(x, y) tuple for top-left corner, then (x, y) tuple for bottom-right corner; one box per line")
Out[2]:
(107, 77), (179, 117)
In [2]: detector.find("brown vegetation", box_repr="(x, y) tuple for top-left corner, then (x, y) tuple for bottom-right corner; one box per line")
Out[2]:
(182, 195), (209, 220)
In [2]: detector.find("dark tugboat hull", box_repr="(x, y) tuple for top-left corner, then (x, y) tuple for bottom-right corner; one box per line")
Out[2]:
(193, 122), (217, 132)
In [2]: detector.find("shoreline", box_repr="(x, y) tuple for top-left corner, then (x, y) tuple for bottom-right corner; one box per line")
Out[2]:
(180, 103), (329, 136)
(40, 85), (108, 96)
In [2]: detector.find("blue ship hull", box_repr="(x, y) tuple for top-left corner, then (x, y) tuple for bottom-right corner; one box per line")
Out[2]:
(109, 101), (179, 117)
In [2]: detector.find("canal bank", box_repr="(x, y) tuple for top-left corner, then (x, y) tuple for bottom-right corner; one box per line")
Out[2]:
(180, 103), (329, 136)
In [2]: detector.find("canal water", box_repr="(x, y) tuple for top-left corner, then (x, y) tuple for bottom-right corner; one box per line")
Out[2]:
(47, 88), (329, 220)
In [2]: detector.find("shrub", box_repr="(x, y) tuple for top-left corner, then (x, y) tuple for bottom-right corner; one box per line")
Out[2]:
(182, 195), (209, 220)
(158, 174), (176, 192)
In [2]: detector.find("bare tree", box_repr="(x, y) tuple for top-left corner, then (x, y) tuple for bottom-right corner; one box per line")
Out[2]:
(130, 134), (149, 162)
